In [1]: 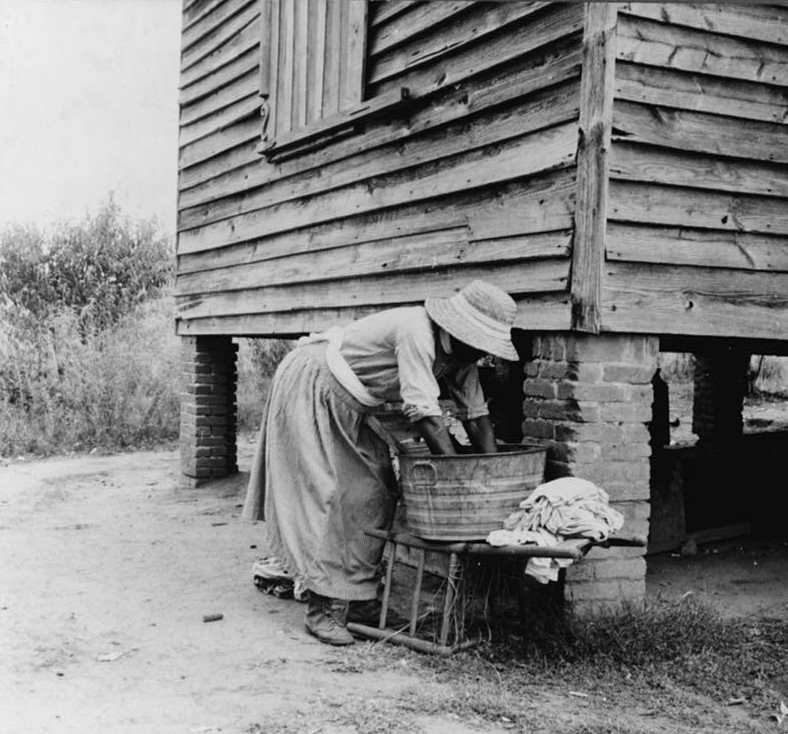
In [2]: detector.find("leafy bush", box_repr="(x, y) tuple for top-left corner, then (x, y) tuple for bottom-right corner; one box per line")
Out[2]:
(0, 195), (173, 327)
(0, 199), (179, 456)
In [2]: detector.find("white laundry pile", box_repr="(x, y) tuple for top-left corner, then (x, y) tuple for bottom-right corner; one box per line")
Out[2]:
(486, 477), (624, 583)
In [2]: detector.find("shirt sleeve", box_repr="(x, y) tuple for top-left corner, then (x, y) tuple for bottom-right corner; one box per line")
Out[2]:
(444, 362), (489, 421)
(395, 320), (443, 423)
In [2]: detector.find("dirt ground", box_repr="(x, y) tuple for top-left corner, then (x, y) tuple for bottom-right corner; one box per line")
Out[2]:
(2, 434), (787, 734)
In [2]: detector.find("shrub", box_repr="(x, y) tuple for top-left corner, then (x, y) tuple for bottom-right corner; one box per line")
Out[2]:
(0, 194), (173, 328)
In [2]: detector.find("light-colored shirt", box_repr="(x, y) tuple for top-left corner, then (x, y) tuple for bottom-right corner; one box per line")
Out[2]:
(340, 306), (489, 423)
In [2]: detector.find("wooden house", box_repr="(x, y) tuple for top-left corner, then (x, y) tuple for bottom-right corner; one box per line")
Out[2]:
(176, 1), (788, 612)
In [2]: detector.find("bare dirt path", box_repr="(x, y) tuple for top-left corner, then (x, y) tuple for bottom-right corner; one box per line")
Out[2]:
(2, 437), (786, 734)
(1, 442), (511, 734)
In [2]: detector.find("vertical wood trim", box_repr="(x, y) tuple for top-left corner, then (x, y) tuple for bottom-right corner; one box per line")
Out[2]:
(295, 0), (309, 128)
(312, 0), (328, 122)
(323, 0), (342, 116)
(258, 0), (272, 97)
(570, 3), (618, 334)
(280, 0), (296, 134)
(338, 0), (350, 111)
(344, 0), (368, 108)
(267, 0), (282, 142)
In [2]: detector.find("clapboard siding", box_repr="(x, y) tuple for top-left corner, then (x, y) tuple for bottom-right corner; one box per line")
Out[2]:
(605, 3), (788, 340)
(176, 259), (571, 321)
(370, 3), (582, 96)
(176, 292), (572, 336)
(610, 144), (788, 199)
(616, 14), (788, 88)
(602, 263), (788, 340)
(178, 76), (580, 232)
(175, 1), (584, 336)
(619, 3), (788, 47)
(179, 33), (582, 209)
(177, 168), (576, 274)
(180, 11), (261, 89)
(176, 1), (788, 343)
(178, 120), (577, 254)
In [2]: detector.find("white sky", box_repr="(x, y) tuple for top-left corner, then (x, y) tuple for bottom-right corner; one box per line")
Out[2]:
(0, 0), (182, 236)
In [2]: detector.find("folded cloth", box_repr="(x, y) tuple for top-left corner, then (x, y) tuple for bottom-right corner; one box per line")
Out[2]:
(486, 477), (624, 583)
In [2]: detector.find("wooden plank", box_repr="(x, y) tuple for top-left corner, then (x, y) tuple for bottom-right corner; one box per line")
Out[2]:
(180, 79), (579, 230)
(180, 14), (261, 89)
(343, 0), (368, 109)
(181, 2), (259, 72)
(613, 100), (788, 165)
(177, 122), (578, 253)
(183, 0), (226, 33)
(179, 116), (260, 170)
(606, 224), (788, 272)
(619, 3), (788, 47)
(608, 180), (788, 236)
(182, 0), (253, 52)
(180, 94), (261, 148)
(372, 6), (583, 100)
(180, 69), (259, 126)
(175, 293), (572, 337)
(616, 15), (788, 88)
(179, 42), (582, 209)
(615, 61), (788, 125)
(609, 143), (788, 199)
(176, 229), (572, 295)
(177, 170), (576, 273)
(369, 1), (474, 56)
(178, 140), (260, 189)
(571, 3), (616, 334)
(175, 260), (571, 320)
(369, 0), (418, 28)
(180, 47), (259, 107)
(602, 263), (788, 340)
(369, 2), (553, 86)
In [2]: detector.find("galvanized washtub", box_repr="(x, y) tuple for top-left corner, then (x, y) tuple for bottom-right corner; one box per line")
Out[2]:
(398, 445), (547, 541)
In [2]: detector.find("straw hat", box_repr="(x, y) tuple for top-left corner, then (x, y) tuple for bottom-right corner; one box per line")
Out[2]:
(425, 280), (518, 361)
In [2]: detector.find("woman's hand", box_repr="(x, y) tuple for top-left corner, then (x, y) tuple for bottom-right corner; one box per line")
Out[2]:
(462, 415), (497, 453)
(415, 416), (456, 454)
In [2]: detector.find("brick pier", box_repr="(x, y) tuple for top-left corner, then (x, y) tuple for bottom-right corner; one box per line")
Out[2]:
(179, 336), (238, 488)
(521, 333), (658, 614)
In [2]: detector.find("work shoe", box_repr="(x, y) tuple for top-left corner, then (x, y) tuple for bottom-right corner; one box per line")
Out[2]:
(347, 599), (407, 629)
(305, 594), (355, 646)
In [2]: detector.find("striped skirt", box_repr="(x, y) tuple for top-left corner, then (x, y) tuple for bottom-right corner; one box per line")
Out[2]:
(242, 343), (398, 601)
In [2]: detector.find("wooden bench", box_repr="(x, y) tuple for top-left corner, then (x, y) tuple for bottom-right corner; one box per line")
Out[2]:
(346, 529), (647, 655)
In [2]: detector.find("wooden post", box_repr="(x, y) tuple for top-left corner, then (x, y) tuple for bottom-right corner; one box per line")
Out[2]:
(570, 3), (618, 333)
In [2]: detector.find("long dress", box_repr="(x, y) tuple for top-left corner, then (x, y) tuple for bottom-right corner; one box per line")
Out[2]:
(242, 342), (398, 601)
(242, 307), (488, 601)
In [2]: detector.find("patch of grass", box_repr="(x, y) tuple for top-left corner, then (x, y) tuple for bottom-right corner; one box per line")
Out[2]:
(318, 597), (787, 734)
(244, 692), (422, 734)
(0, 296), (180, 456)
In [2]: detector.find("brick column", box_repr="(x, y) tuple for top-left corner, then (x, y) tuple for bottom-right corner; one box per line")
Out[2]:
(180, 336), (238, 488)
(692, 349), (749, 453)
(522, 333), (658, 615)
